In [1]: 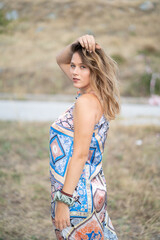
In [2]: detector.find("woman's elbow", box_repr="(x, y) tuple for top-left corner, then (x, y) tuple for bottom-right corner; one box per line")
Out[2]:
(72, 151), (88, 163)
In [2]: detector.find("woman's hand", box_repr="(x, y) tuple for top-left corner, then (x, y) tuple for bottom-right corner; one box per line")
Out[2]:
(77, 34), (101, 53)
(55, 201), (71, 231)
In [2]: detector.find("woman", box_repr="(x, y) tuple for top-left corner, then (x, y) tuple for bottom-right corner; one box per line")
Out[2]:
(49, 34), (120, 239)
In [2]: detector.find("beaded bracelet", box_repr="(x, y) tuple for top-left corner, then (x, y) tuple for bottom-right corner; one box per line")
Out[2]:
(53, 190), (75, 207)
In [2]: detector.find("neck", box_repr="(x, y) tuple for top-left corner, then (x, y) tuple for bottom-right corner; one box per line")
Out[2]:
(78, 88), (94, 95)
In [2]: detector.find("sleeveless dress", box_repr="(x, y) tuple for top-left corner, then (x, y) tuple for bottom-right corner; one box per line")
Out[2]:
(49, 92), (118, 240)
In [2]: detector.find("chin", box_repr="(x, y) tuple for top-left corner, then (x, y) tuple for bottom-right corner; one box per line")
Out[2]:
(73, 83), (81, 87)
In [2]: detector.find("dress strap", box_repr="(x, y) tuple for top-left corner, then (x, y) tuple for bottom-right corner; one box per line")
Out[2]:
(76, 90), (99, 99)
(75, 91), (81, 99)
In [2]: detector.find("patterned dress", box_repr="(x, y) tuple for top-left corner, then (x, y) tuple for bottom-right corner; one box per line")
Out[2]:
(49, 92), (118, 240)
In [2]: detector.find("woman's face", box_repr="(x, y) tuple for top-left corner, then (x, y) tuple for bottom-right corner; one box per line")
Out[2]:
(70, 52), (92, 93)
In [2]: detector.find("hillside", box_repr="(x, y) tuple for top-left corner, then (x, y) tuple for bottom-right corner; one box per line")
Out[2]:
(0, 0), (160, 96)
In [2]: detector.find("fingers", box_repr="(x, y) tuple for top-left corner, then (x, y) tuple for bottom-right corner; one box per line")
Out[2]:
(95, 43), (101, 49)
(81, 36), (90, 51)
(78, 34), (99, 53)
(89, 35), (96, 52)
(54, 202), (71, 231)
(67, 218), (71, 227)
(83, 36), (90, 51)
(55, 218), (70, 231)
(78, 35), (90, 51)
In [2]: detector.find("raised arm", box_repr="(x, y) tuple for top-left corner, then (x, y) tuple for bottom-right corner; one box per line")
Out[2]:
(54, 93), (98, 230)
(56, 35), (101, 80)
(56, 40), (78, 80)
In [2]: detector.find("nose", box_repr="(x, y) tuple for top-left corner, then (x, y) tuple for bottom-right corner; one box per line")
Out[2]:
(72, 66), (79, 75)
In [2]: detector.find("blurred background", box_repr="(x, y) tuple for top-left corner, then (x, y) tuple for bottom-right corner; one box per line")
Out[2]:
(0, 0), (160, 239)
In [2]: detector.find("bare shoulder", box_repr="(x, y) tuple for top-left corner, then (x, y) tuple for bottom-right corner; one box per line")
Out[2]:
(76, 92), (99, 108)
(74, 93), (98, 124)
(73, 93), (100, 159)
(76, 93), (103, 120)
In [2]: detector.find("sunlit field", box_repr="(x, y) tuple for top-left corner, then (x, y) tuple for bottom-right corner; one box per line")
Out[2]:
(0, 0), (160, 239)
(0, 121), (159, 240)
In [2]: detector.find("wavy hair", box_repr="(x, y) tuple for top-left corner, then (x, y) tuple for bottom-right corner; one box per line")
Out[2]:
(71, 42), (121, 121)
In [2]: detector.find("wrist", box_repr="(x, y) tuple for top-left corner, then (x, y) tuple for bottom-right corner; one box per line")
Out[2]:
(57, 201), (69, 207)
(61, 189), (73, 197)
(53, 190), (75, 207)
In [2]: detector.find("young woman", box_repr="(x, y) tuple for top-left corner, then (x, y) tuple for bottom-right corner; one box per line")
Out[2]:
(49, 34), (120, 239)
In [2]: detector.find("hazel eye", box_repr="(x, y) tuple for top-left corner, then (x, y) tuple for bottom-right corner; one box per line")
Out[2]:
(81, 66), (86, 69)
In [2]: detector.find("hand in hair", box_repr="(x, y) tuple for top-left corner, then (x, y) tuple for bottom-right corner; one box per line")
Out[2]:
(76, 35), (101, 53)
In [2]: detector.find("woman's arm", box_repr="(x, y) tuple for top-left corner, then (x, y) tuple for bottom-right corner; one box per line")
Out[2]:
(56, 35), (101, 79)
(56, 40), (78, 65)
(54, 93), (98, 230)
(56, 40), (78, 79)
(62, 94), (98, 194)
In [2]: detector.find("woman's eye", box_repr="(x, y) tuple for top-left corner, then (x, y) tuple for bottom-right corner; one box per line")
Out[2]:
(70, 64), (86, 69)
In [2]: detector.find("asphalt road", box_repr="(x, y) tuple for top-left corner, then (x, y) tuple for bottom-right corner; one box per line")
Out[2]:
(0, 100), (160, 125)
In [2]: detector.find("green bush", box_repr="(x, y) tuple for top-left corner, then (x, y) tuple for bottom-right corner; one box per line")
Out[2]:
(111, 54), (126, 65)
(139, 73), (160, 95)
(139, 72), (152, 95)
(0, 10), (10, 33)
(125, 73), (160, 97)
(155, 77), (160, 94)
(137, 45), (160, 57)
(0, 10), (10, 27)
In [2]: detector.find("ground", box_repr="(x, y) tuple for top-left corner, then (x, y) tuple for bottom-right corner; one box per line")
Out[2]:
(0, 120), (159, 240)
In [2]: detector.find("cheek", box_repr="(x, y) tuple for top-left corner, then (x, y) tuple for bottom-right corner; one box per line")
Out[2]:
(84, 70), (90, 80)
(87, 72), (91, 82)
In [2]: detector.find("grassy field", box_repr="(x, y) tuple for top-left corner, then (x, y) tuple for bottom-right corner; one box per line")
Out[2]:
(0, 120), (160, 240)
(0, 0), (160, 96)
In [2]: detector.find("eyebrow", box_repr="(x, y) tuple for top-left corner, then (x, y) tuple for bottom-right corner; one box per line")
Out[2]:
(70, 61), (85, 65)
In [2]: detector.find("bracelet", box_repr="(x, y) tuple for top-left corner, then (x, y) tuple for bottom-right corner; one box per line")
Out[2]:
(53, 190), (75, 207)
(60, 189), (73, 198)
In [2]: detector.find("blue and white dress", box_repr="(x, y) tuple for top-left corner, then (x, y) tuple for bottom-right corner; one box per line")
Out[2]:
(49, 92), (118, 240)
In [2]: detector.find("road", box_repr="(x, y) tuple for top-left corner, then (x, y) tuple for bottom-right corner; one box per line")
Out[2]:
(0, 100), (160, 125)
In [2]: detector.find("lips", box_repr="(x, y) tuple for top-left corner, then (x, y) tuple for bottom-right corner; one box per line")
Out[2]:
(73, 78), (80, 81)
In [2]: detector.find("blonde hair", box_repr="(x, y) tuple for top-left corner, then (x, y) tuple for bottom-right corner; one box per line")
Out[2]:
(71, 42), (121, 121)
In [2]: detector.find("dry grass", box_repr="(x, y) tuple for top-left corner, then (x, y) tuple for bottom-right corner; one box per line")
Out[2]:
(0, 0), (160, 96)
(104, 121), (160, 239)
(0, 120), (159, 239)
